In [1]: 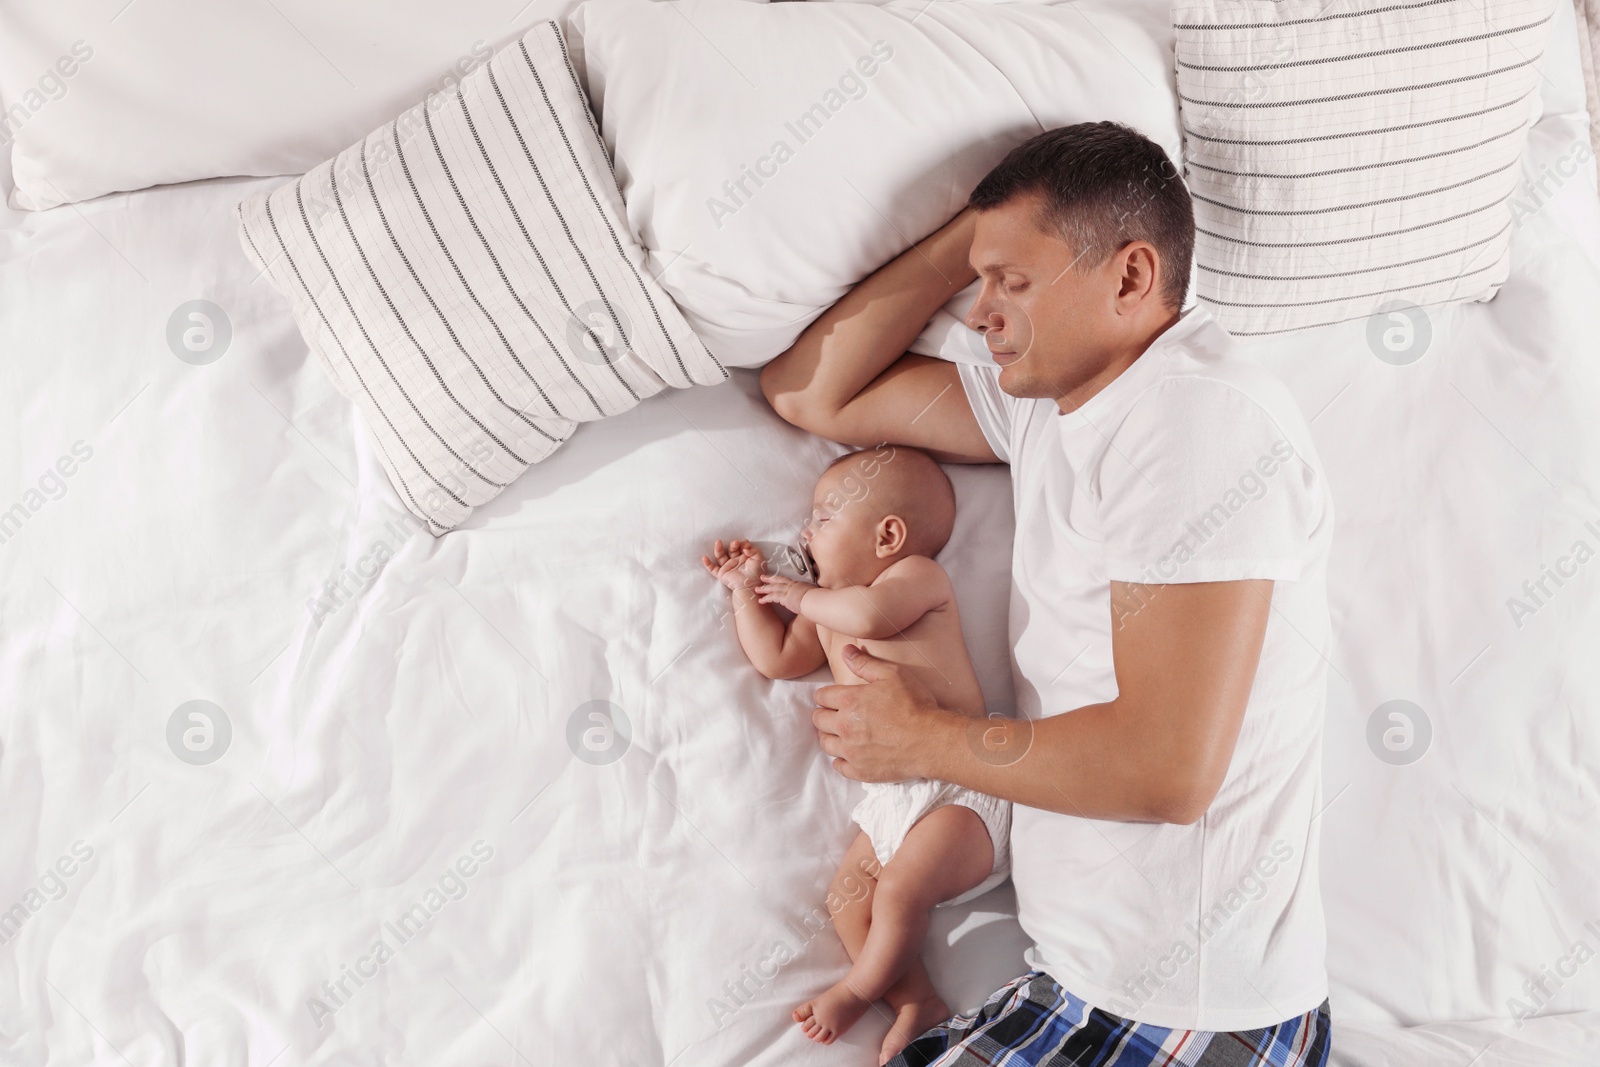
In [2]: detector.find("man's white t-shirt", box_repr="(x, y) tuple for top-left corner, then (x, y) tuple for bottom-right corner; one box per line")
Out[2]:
(956, 306), (1334, 1032)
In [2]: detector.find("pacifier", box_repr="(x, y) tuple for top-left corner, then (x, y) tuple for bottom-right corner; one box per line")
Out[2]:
(755, 539), (818, 584)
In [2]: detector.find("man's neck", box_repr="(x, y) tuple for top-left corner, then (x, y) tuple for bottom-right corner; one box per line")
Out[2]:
(1055, 308), (1183, 416)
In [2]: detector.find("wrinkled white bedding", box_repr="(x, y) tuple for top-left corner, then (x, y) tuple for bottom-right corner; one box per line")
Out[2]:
(1, 7), (1599, 1067)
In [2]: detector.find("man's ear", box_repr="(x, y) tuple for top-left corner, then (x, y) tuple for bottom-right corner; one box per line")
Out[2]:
(1115, 241), (1161, 312)
(875, 516), (909, 558)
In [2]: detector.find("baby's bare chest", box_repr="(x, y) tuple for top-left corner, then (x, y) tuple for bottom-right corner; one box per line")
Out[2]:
(819, 614), (986, 714)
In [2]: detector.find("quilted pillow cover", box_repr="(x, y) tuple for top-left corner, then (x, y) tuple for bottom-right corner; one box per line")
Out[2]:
(1175, 0), (1557, 337)
(238, 20), (725, 532)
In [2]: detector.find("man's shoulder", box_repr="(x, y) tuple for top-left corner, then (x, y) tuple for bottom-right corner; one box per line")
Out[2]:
(1130, 320), (1320, 470)
(1137, 364), (1302, 432)
(1161, 316), (1295, 407)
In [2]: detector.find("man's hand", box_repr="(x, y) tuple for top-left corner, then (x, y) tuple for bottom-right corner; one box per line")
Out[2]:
(702, 539), (766, 592)
(812, 645), (957, 782)
(811, 581), (1273, 824)
(755, 573), (816, 614)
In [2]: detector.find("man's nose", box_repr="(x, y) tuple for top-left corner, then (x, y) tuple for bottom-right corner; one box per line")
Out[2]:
(965, 291), (1001, 335)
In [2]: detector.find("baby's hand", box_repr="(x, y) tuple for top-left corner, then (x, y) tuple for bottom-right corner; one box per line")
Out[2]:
(702, 539), (766, 591)
(756, 573), (817, 614)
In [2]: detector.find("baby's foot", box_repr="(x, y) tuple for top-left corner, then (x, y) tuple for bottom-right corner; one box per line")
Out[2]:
(792, 980), (873, 1044)
(878, 993), (949, 1065)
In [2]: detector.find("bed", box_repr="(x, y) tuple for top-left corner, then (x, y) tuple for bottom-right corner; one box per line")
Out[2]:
(1, 1), (1597, 1064)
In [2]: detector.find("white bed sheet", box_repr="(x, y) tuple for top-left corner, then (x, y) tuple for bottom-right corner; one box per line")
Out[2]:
(0, 157), (1030, 1065)
(1, 7), (1598, 1067)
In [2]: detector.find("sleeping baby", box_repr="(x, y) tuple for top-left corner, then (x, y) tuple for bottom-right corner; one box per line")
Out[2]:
(702, 446), (1010, 1065)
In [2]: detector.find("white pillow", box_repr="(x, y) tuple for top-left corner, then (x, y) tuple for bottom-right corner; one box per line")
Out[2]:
(1174, 0), (1557, 337)
(237, 21), (725, 533)
(573, 0), (1182, 367)
(0, 0), (757, 211)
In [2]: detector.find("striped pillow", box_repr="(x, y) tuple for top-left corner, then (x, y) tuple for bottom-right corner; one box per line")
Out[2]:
(1175, 0), (1557, 337)
(237, 20), (725, 533)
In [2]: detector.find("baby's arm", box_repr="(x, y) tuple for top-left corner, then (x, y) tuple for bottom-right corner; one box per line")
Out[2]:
(757, 556), (952, 641)
(703, 540), (829, 680)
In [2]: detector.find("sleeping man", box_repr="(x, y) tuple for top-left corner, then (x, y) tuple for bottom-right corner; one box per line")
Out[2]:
(759, 123), (1336, 1067)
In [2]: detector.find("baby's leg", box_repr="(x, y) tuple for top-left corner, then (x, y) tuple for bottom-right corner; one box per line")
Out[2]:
(794, 804), (995, 1050)
(820, 830), (879, 964)
(796, 832), (946, 1036)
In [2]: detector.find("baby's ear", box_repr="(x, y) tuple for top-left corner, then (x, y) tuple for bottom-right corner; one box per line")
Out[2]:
(875, 515), (909, 558)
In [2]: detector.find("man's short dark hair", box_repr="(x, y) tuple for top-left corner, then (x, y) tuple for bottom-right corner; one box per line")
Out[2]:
(968, 122), (1194, 311)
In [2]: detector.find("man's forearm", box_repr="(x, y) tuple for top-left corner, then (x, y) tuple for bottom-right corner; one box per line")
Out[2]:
(760, 208), (978, 424)
(817, 587), (1264, 825)
(919, 702), (1211, 824)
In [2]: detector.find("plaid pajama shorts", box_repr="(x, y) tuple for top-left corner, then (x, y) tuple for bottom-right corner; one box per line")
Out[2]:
(888, 971), (1331, 1067)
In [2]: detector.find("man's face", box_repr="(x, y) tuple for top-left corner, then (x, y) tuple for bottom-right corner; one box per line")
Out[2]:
(964, 193), (1125, 404)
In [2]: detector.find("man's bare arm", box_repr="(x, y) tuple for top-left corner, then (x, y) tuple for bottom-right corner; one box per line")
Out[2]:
(813, 580), (1273, 824)
(759, 207), (997, 464)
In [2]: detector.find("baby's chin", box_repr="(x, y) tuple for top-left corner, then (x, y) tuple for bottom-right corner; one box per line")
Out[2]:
(812, 563), (863, 589)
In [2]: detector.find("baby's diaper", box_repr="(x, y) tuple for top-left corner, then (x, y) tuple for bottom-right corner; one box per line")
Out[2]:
(851, 779), (1011, 908)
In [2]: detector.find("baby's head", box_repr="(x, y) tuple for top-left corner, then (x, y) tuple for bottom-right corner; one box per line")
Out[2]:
(801, 446), (956, 588)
